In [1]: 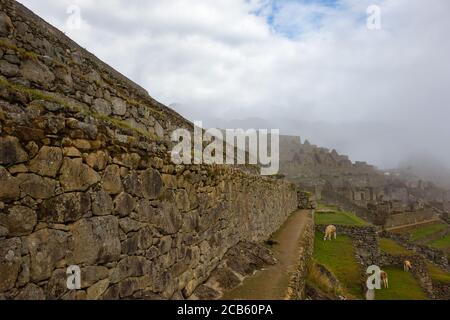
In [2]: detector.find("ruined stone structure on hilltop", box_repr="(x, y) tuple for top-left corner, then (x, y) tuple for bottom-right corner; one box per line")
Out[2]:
(0, 0), (305, 300)
(280, 135), (449, 227)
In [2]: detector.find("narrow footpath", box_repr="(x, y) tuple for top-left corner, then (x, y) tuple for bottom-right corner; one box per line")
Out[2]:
(222, 209), (311, 300)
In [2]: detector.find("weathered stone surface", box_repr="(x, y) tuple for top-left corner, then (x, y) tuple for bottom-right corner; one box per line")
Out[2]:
(39, 192), (91, 223)
(71, 216), (120, 265)
(0, 225), (8, 237)
(113, 192), (135, 217)
(29, 146), (63, 177)
(114, 153), (140, 170)
(86, 279), (110, 300)
(17, 173), (56, 199)
(15, 283), (45, 300)
(162, 174), (177, 189)
(17, 256), (30, 288)
(0, 60), (19, 77)
(103, 165), (122, 194)
(60, 158), (100, 192)
(93, 98), (111, 116)
(21, 59), (55, 87)
(81, 266), (109, 289)
(174, 189), (190, 212)
(0, 136), (28, 165)
(86, 151), (108, 170)
(91, 188), (113, 216)
(0, 167), (20, 201)
(110, 256), (151, 284)
(119, 218), (145, 234)
(25, 229), (69, 282)
(111, 97), (127, 115)
(141, 168), (163, 200)
(154, 121), (164, 138)
(118, 275), (151, 298)
(0, 237), (22, 292)
(8, 163), (28, 174)
(46, 269), (69, 300)
(0, 12), (14, 36)
(63, 147), (81, 157)
(123, 171), (142, 197)
(0, 206), (36, 236)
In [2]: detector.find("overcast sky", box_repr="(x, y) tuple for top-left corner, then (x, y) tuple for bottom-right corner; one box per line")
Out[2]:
(19, 0), (450, 169)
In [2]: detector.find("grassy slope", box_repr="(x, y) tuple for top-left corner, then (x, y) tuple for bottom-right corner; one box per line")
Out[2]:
(315, 210), (370, 227)
(410, 223), (448, 241)
(427, 233), (450, 250)
(394, 222), (448, 241)
(375, 267), (428, 300)
(313, 232), (363, 299)
(379, 238), (413, 256)
(426, 262), (450, 284)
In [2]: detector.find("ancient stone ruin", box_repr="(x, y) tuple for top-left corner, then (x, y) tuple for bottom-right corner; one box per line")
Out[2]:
(0, 0), (303, 300)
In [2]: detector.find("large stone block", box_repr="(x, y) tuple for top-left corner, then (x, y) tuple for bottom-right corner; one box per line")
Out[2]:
(110, 256), (152, 284)
(91, 188), (113, 216)
(0, 136), (28, 165)
(21, 59), (55, 87)
(0, 12), (14, 36)
(102, 165), (122, 195)
(70, 216), (120, 265)
(25, 229), (69, 282)
(113, 192), (135, 217)
(39, 192), (91, 223)
(140, 168), (163, 200)
(0, 167), (20, 201)
(17, 173), (56, 199)
(111, 97), (127, 116)
(60, 158), (100, 192)
(0, 205), (37, 236)
(29, 146), (63, 177)
(0, 237), (22, 292)
(92, 98), (111, 116)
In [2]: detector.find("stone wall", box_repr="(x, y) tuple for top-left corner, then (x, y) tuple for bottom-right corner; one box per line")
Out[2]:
(297, 191), (317, 210)
(0, 0), (298, 300)
(286, 210), (315, 300)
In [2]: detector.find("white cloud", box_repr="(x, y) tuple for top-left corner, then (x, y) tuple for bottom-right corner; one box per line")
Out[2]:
(18, 0), (450, 168)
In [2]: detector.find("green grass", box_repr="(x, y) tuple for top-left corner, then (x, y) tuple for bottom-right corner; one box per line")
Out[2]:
(426, 263), (450, 284)
(427, 233), (450, 250)
(375, 267), (428, 300)
(313, 232), (363, 299)
(398, 222), (448, 241)
(315, 209), (370, 227)
(379, 238), (413, 256)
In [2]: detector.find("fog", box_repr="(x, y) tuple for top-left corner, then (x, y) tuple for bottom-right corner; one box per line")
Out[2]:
(20, 0), (450, 179)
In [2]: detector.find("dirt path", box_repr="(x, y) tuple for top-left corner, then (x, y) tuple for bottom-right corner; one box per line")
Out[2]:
(222, 209), (311, 300)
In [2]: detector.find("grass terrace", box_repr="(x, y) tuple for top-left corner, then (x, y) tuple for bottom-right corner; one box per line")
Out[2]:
(394, 221), (448, 242)
(313, 232), (363, 299)
(379, 238), (413, 256)
(315, 204), (370, 227)
(375, 267), (428, 300)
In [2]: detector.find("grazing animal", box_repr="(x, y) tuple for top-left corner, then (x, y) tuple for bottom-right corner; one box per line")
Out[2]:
(404, 260), (412, 272)
(380, 270), (389, 289)
(324, 225), (337, 241)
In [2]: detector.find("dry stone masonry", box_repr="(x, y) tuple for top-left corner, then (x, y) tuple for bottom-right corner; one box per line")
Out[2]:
(0, 0), (298, 300)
